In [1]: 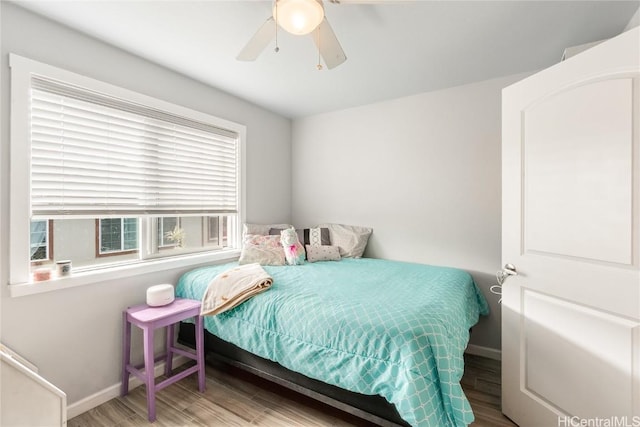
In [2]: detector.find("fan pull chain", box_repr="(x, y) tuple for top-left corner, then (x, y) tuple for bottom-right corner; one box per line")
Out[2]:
(316, 24), (323, 70)
(274, 0), (280, 53)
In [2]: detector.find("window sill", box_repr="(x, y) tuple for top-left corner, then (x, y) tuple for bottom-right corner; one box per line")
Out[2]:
(9, 249), (241, 298)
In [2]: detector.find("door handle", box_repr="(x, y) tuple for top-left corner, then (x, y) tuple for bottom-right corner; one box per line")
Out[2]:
(499, 263), (517, 281)
(491, 264), (518, 303)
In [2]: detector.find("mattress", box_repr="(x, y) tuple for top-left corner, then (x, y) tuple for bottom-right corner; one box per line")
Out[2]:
(176, 258), (489, 427)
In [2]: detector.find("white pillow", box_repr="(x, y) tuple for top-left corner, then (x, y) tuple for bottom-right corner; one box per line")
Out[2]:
(316, 223), (372, 258)
(243, 223), (293, 237)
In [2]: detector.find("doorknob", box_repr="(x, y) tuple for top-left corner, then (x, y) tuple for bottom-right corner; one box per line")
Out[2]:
(497, 263), (517, 285)
(501, 263), (517, 278)
(491, 264), (518, 303)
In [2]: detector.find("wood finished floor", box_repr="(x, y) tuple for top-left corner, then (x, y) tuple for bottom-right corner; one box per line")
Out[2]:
(68, 354), (517, 427)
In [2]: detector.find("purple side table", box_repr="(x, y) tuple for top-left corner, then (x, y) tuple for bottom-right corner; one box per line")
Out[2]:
(121, 298), (205, 422)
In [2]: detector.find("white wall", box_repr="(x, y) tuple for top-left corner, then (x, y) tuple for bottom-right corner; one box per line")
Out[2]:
(625, 5), (640, 30)
(0, 2), (291, 406)
(292, 72), (531, 351)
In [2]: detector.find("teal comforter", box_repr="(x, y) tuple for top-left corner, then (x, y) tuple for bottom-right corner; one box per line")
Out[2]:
(176, 258), (489, 427)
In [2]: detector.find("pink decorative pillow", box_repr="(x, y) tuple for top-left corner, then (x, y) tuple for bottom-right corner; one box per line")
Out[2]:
(239, 234), (285, 266)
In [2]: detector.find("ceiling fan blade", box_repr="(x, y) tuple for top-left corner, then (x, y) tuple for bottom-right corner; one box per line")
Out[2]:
(237, 17), (276, 61)
(313, 18), (347, 69)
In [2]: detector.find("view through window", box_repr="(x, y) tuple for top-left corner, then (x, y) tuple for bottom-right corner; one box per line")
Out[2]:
(10, 54), (244, 284)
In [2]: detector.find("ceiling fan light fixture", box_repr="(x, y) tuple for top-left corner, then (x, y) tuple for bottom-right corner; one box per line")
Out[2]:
(273, 0), (324, 36)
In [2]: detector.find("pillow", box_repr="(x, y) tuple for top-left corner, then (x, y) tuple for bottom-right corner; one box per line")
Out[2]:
(305, 245), (341, 263)
(238, 234), (285, 266)
(269, 227), (330, 247)
(243, 223), (293, 237)
(316, 223), (372, 258)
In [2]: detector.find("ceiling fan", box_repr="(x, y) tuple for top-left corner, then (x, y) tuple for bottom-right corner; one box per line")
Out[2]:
(237, 0), (347, 70)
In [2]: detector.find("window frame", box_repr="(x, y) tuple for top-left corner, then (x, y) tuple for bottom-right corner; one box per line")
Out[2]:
(30, 219), (54, 265)
(9, 54), (246, 294)
(95, 218), (140, 257)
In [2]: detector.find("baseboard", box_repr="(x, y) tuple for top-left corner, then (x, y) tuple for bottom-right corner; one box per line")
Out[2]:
(465, 344), (502, 361)
(66, 355), (189, 420)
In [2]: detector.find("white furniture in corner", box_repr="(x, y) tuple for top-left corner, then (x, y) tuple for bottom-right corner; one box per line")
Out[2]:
(1, 344), (67, 427)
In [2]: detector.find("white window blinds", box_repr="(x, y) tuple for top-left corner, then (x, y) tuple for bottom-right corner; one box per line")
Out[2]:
(30, 76), (239, 217)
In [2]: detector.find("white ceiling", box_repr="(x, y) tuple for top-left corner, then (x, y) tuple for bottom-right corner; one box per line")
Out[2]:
(13, 0), (640, 118)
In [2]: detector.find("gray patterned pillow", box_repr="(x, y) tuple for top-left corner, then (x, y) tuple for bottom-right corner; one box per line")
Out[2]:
(305, 245), (341, 263)
(269, 227), (330, 248)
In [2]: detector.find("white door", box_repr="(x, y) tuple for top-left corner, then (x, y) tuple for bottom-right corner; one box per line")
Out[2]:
(502, 27), (640, 427)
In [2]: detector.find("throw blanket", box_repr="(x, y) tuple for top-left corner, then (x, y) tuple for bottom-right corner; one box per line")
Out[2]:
(200, 263), (273, 316)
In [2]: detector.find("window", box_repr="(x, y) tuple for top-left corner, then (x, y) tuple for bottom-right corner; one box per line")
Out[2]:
(206, 216), (228, 247)
(30, 220), (53, 263)
(9, 54), (245, 286)
(97, 218), (139, 256)
(158, 217), (180, 248)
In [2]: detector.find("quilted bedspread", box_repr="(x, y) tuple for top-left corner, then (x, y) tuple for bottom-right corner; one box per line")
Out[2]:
(176, 258), (489, 427)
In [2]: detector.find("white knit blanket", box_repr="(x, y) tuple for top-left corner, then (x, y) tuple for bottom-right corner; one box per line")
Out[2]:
(200, 263), (273, 316)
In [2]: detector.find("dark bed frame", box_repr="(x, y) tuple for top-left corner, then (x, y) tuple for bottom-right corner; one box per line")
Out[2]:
(178, 322), (411, 427)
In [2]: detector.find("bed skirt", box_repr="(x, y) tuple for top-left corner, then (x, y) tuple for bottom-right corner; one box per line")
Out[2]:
(178, 322), (410, 427)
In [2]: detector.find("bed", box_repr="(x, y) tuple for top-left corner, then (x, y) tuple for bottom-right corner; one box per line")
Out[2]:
(176, 257), (489, 427)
